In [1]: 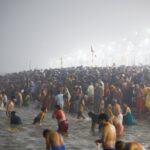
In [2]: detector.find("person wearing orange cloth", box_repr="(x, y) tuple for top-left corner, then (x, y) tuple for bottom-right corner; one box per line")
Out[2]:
(33, 107), (47, 125)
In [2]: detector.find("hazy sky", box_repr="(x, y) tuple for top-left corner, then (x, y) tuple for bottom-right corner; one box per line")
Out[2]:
(1, 0), (150, 74)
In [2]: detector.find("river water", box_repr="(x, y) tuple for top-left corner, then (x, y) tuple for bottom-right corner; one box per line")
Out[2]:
(0, 106), (150, 150)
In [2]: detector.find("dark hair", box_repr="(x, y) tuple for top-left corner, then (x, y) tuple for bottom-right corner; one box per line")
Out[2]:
(43, 129), (50, 138)
(41, 107), (47, 112)
(115, 140), (124, 149)
(11, 95), (15, 100)
(11, 111), (16, 115)
(55, 105), (61, 110)
(88, 112), (94, 118)
(99, 113), (109, 121)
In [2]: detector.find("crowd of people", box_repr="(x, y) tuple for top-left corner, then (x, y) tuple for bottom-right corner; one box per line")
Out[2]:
(0, 65), (149, 150)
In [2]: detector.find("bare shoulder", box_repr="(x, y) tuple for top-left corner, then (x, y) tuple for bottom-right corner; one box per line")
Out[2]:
(115, 141), (145, 150)
(128, 142), (145, 150)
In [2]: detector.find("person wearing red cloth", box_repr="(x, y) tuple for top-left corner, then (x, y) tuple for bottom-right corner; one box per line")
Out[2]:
(52, 105), (68, 134)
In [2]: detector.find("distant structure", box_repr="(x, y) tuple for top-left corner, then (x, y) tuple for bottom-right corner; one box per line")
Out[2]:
(91, 46), (94, 67)
(60, 57), (63, 68)
(29, 60), (31, 70)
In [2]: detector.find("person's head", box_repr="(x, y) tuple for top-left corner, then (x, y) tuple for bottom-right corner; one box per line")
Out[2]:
(11, 95), (15, 101)
(41, 107), (47, 112)
(113, 99), (118, 105)
(43, 129), (50, 138)
(2, 90), (5, 95)
(41, 89), (48, 96)
(99, 113), (109, 124)
(107, 104), (112, 109)
(11, 111), (16, 116)
(90, 82), (93, 85)
(115, 140), (125, 150)
(123, 103), (128, 108)
(16, 91), (19, 95)
(88, 112), (94, 118)
(55, 105), (61, 110)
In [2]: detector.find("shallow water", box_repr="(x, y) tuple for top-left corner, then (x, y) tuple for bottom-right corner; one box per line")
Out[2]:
(0, 106), (150, 150)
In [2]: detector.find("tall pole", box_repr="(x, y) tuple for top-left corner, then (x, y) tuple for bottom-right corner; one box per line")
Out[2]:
(60, 57), (63, 68)
(91, 46), (94, 67)
(29, 59), (31, 70)
(133, 55), (135, 66)
(149, 53), (150, 65)
(92, 51), (94, 66)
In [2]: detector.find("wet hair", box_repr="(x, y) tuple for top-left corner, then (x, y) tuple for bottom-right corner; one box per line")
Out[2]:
(11, 111), (16, 116)
(88, 112), (94, 118)
(55, 105), (61, 110)
(116, 140), (123, 149)
(115, 140), (128, 150)
(41, 107), (47, 112)
(99, 113), (109, 122)
(11, 95), (15, 100)
(43, 129), (50, 138)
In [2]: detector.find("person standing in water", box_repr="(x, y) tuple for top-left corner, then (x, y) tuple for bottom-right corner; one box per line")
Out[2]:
(112, 99), (123, 125)
(6, 96), (15, 117)
(77, 95), (86, 119)
(52, 105), (68, 134)
(10, 111), (22, 125)
(95, 113), (116, 150)
(32, 107), (47, 125)
(43, 129), (66, 150)
(122, 103), (136, 125)
(0, 93), (4, 109)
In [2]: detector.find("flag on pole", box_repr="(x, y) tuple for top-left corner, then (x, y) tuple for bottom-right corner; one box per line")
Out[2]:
(91, 46), (94, 53)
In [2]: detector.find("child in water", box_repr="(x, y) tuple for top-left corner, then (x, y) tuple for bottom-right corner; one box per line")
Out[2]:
(33, 107), (47, 125)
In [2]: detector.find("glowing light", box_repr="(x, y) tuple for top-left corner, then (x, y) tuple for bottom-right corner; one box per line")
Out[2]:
(139, 38), (150, 47)
(48, 29), (150, 68)
(146, 28), (150, 34)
